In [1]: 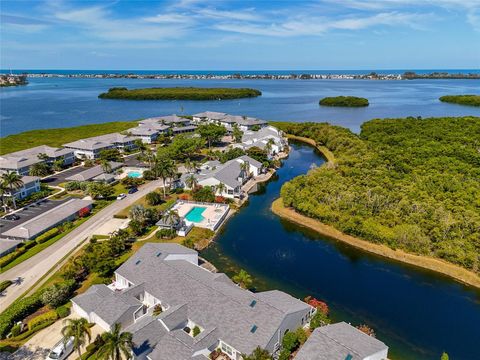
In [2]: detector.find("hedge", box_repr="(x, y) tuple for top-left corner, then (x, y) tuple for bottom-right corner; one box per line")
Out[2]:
(56, 305), (71, 318)
(0, 248), (26, 268)
(0, 293), (43, 338)
(35, 227), (60, 244)
(0, 280), (13, 293)
(23, 241), (37, 250)
(7, 319), (56, 341)
(28, 310), (58, 330)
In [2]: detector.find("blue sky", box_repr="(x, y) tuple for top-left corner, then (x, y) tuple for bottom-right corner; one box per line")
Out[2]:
(1, 0), (480, 70)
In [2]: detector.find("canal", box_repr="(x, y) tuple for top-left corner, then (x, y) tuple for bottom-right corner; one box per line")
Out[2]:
(201, 141), (480, 360)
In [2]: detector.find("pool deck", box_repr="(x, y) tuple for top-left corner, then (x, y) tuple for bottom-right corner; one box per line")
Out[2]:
(172, 201), (230, 231)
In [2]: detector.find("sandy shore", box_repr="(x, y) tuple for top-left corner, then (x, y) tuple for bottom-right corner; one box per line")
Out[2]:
(271, 198), (480, 289)
(286, 134), (336, 164)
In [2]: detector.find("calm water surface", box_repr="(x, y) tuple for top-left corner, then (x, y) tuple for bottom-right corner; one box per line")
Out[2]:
(1, 77), (480, 136)
(202, 142), (480, 360)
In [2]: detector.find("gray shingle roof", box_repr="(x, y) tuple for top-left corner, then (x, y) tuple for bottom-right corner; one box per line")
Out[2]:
(72, 284), (142, 327)
(63, 133), (136, 151)
(114, 243), (311, 355)
(295, 322), (388, 360)
(237, 155), (262, 169)
(192, 111), (227, 120)
(0, 145), (72, 170)
(65, 162), (122, 182)
(1, 198), (93, 239)
(0, 239), (22, 256)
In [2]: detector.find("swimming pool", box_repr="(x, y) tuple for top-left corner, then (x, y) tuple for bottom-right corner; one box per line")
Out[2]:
(127, 171), (142, 178)
(185, 206), (206, 223)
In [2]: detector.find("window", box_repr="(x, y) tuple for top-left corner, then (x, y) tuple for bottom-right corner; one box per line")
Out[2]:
(221, 342), (233, 356)
(251, 325), (258, 333)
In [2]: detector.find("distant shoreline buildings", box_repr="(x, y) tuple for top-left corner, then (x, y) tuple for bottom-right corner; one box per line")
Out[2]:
(0, 74), (28, 87)
(3, 71), (479, 81)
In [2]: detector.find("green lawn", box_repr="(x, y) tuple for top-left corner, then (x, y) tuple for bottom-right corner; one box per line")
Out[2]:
(0, 120), (139, 155)
(115, 193), (177, 218)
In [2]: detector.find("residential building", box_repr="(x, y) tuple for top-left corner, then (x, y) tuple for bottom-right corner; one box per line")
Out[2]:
(295, 322), (389, 360)
(219, 115), (267, 132)
(0, 145), (74, 175)
(192, 111), (228, 124)
(12, 176), (41, 199)
(233, 126), (287, 158)
(140, 115), (191, 127)
(72, 243), (314, 360)
(65, 161), (123, 183)
(1, 198), (93, 240)
(235, 155), (263, 177)
(63, 133), (137, 159)
(0, 239), (22, 257)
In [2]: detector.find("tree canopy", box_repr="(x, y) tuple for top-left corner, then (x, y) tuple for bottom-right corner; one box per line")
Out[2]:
(319, 96), (369, 107)
(439, 95), (480, 107)
(276, 117), (480, 273)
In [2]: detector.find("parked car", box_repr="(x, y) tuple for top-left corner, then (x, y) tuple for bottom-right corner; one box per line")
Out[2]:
(116, 193), (127, 200)
(128, 187), (138, 194)
(4, 214), (20, 221)
(46, 336), (74, 360)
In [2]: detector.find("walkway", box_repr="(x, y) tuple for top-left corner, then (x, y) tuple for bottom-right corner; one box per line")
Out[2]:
(0, 179), (164, 309)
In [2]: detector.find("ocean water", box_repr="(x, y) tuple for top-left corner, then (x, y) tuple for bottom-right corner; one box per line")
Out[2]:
(1, 76), (480, 136)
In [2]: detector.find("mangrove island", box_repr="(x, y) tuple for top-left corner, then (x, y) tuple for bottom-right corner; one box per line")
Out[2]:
(439, 94), (480, 107)
(98, 87), (262, 100)
(319, 96), (369, 107)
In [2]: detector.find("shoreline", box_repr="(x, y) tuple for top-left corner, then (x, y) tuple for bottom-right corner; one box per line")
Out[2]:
(271, 198), (480, 289)
(286, 134), (336, 164)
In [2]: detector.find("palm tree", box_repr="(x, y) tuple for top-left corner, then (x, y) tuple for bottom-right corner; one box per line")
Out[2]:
(37, 153), (49, 161)
(154, 157), (177, 198)
(1, 172), (24, 209)
(240, 161), (250, 179)
(61, 318), (91, 359)
(29, 162), (50, 177)
(52, 159), (64, 172)
(163, 210), (180, 230)
(185, 174), (198, 190)
(97, 323), (133, 360)
(216, 182), (226, 196)
(232, 269), (253, 289)
(184, 158), (192, 173)
(0, 182), (8, 212)
(100, 159), (112, 174)
(265, 138), (275, 156)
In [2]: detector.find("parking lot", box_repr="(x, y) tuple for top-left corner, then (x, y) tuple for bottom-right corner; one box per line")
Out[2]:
(42, 166), (87, 186)
(0, 198), (71, 235)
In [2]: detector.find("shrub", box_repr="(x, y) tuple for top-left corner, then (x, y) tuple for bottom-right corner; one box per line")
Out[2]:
(0, 293), (43, 338)
(35, 227), (60, 244)
(23, 241), (37, 250)
(113, 214), (128, 219)
(319, 96), (369, 107)
(0, 280), (13, 293)
(28, 310), (58, 331)
(282, 331), (299, 352)
(192, 325), (200, 337)
(56, 305), (70, 318)
(10, 324), (21, 337)
(41, 281), (75, 308)
(146, 191), (163, 206)
(192, 186), (215, 202)
(142, 170), (157, 180)
(156, 229), (177, 239)
(9, 319), (56, 341)
(0, 248), (26, 268)
(64, 181), (87, 191)
(310, 310), (331, 330)
(278, 349), (291, 360)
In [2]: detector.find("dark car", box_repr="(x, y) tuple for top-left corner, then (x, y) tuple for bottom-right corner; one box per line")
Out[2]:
(128, 187), (138, 194)
(4, 214), (20, 221)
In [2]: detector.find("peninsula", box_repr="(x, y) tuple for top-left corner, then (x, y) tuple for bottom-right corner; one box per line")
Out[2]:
(273, 117), (480, 287)
(98, 87), (262, 100)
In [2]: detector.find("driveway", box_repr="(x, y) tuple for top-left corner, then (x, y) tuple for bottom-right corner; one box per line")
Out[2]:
(42, 166), (87, 186)
(0, 179), (164, 309)
(2, 315), (103, 360)
(0, 198), (71, 235)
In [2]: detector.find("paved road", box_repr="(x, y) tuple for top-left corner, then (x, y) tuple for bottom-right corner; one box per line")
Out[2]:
(0, 179), (163, 309)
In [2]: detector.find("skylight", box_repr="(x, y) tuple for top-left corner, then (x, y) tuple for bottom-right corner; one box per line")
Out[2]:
(250, 325), (258, 333)
(156, 251), (162, 257)
(249, 300), (257, 308)
(135, 260), (141, 265)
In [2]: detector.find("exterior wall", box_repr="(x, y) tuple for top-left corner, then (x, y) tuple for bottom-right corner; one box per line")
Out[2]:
(72, 302), (91, 321)
(115, 273), (134, 289)
(13, 180), (41, 199)
(364, 349), (389, 360)
(90, 312), (112, 332)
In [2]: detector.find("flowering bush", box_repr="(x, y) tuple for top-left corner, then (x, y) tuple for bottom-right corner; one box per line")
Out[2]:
(215, 196), (226, 203)
(304, 296), (329, 315)
(79, 207), (91, 217)
(356, 324), (376, 337)
(179, 193), (190, 200)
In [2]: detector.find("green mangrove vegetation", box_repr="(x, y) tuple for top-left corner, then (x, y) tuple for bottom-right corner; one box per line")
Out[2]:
(98, 87), (262, 100)
(319, 96), (369, 107)
(439, 95), (480, 107)
(275, 117), (480, 273)
(0, 120), (138, 155)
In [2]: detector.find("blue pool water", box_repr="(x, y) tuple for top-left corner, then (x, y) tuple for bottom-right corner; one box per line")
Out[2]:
(185, 207), (206, 223)
(127, 171), (142, 178)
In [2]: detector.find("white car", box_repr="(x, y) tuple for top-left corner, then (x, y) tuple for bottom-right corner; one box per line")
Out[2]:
(116, 193), (127, 200)
(46, 336), (74, 360)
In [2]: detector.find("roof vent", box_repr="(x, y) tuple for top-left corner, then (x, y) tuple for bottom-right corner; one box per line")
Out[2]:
(345, 355), (353, 360)
(135, 260), (141, 265)
(249, 300), (257, 308)
(250, 325), (258, 333)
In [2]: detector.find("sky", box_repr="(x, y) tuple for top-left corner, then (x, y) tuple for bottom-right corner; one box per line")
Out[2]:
(1, 0), (480, 70)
